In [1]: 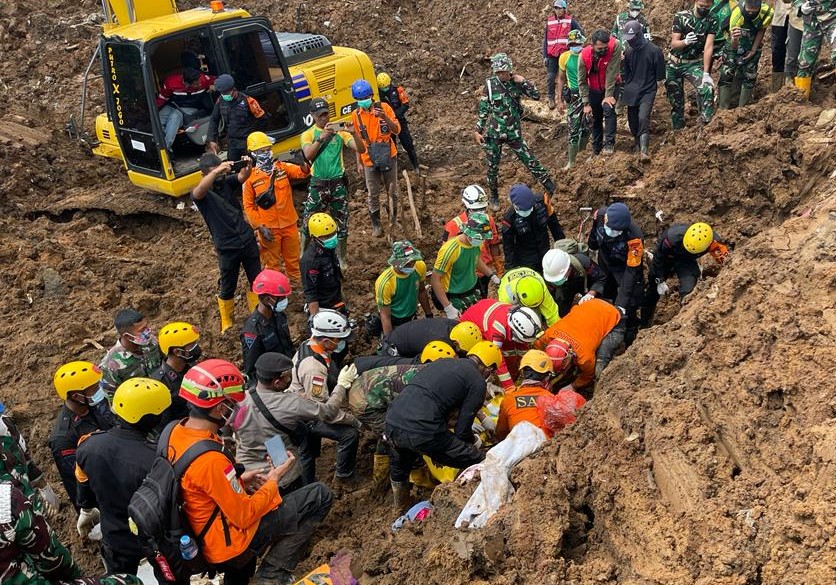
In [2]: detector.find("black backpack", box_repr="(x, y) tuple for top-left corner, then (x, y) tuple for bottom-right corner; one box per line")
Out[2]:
(128, 421), (227, 583)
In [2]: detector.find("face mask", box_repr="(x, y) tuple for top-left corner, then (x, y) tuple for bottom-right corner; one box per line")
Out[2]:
(88, 389), (107, 406)
(320, 234), (339, 249)
(552, 276), (568, 286)
(272, 298), (289, 313)
(515, 206), (533, 218)
(570, 46), (582, 54)
(595, 49), (607, 57)
(629, 10), (640, 17)
(604, 225), (623, 238)
(466, 236), (483, 247)
(357, 98), (373, 109)
(217, 401), (238, 425)
(399, 266), (416, 275)
(695, 6), (709, 17)
(126, 328), (152, 347)
(253, 151), (273, 172)
(335, 339), (347, 353)
(627, 36), (642, 48)
(177, 344), (202, 364)
(221, 93), (234, 102)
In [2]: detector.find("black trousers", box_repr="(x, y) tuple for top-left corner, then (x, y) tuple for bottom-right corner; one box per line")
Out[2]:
(385, 425), (484, 483)
(640, 259), (701, 327)
(101, 543), (144, 576)
(588, 89), (616, 153)
(299, 421), (359, 483)
(627, 98), (654, 141)
(218, 240), (262, 300)
(771, 22), (789, 73)
(393, 116), (419, 169)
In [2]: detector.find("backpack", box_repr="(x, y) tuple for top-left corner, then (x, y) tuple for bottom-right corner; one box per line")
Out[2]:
(128, 421), (226, 583)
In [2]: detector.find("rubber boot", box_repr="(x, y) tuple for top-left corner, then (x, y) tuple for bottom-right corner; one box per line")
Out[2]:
(543, 178), (555, 197)
(718, 84), (733, 110)
(372, 454), (390, 486)
(217, 297), (235, 333)
(337, 238), (348, 271)
(408, 152), (419, 171)
(391, 480), (411, 512)
(794, 76), (811, 98)
(770, 72), (784, 93)
(738, 85), (754, 108)
(409, 465), (436, 489)
(370, 210), (382, 237)
(638, 133), (650, 162)
(246, 292), (259, 313)
(563, 143), (578, 170)
(548, 97), (556, 110)
(489, 189), (499, 211)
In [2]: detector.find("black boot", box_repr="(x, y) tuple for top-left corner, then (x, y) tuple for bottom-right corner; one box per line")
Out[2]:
(543, 178), (555, 197)
(370, 210), (382, 237)
(489, 189), (499, 210)
(638, 134), (650, 162)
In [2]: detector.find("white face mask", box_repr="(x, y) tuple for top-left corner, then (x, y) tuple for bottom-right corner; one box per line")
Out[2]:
(604, 225), (623, 238)
(629, 10), (640, 17)
(515, 206), (533, 218)
(273, 298), (289, 313)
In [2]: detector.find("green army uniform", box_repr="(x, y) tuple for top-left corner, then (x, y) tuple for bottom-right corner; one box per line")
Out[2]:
(796, 0), (836, 81)
(0, 425), (45, 514)
(476, 54), (554, 204)
(300, 125), (354, 240)
(710, 0), (737, 55)
(718, 2), (774, 108)
(665, 9), (721, 129)
(348, 364), (423, 433)
(613, 12), (651, 39)
(98, 341), (162, 399)
(0, 482), (141, 585)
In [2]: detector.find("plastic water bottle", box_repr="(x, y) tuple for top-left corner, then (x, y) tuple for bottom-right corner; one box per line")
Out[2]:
(179, 535), (199, 560)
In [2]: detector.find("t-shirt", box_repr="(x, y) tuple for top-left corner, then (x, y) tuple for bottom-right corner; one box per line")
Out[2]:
(434, 237), (480, 294)
(443, 212), (500, 277)
(727, 4), (773, 53)
(559, 51), (580, 91)
(671, 10), (721, 61)
(375, 261), (427, 319)
(300, 125), (354, 180)
(193, 176), (256, 251)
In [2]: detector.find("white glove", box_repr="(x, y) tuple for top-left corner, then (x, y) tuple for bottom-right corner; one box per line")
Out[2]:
(77, 507), (100, 538)
(684, 31), (698, 45)
(489, 274), (501, 286)
(701, 72), (714, 87)
(472, 421), (486, 435)
(38, 485), (59, 516)
(472, 434), (483, 449)
(443, 304), (460, 319)
(337, 363), (358, 388)
(616, 305), (627, 316)
(656, 281), (670, 296)
(800, 1), (815, 14)
(88, 523), (102, 541)
(578, 292), (595, 304)
(480, 416), (497, 433)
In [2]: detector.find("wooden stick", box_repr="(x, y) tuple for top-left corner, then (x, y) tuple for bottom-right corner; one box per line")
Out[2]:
(402, 170), (422, 238)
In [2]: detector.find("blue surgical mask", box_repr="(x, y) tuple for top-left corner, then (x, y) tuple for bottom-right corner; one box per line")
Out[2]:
(221, 93), (234, 102)
(357, 98), (373, 109)
(321, 234), (339, 249)
(335, 339), (347, 352)
(88, 389), (106, 406)
(515, 206), (533, 218)
(126, 327), (153, 347)
(552, 277), (568, 286)
(570, 46), (582, 54)
(604, 225), (623, 238)
(466, 236), (482, 247)
(273, 298), (289, 313)
(399, 266), (416, 275)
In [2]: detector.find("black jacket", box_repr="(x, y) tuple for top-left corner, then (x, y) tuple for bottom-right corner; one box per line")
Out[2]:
(385, 358), (486, 441)
(501, 202), (564, 271)
(380, 85), (409, 119)
(649, 224), (714, 279)
(587, 206), (645, 308)
(241, 309), (295, 383)
(380, 318), (458, 358)
(207, 92), (262, 144)
(622, 37), (665, 106)
(300, 244), (344, 308)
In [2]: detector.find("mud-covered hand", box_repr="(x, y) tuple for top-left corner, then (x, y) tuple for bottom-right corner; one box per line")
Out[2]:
(38, 484), (59, 517)
(578, 292), (596, 304)
(77, 507), (100, 538)
(708, 240), (729, 264)
(337, 363), (358, 388)
(684, 31), (699, 45)
(656, 281), (669, 296)
(444, 304), (460, 319)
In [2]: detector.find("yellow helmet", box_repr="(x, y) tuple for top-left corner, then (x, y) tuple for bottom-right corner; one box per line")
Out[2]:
(247, 131), (274, 152)
(308, 213), (337, 238)
(683, 222), (714, 254)
(53, 361), (102, 400)
(449, 321), (483, 353)
(467, 341), (503, 369)
(420, 341), (457, 363)
(519, 350), (553, 374)
(376, 72), (392, 89)
(515, 275), (546, 308)
(158, 322), (200, 355)
(112, 378), (172, 424)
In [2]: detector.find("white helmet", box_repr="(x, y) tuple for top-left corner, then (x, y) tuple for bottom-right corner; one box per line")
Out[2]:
(310, 309), (352, 338)
(461, 185), (488, 210)
(508, 306), (542, 342)
(542, 249), (571, 284)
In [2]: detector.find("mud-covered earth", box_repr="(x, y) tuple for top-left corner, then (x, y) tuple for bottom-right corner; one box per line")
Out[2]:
(0, 0), (835, 583)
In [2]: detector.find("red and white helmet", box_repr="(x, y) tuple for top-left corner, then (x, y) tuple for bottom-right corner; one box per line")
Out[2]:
(252, 269), (291, 298)
(179, 358), (245, 408)
(545, 339), (576, 374)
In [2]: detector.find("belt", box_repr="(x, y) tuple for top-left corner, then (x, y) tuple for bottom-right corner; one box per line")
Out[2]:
(311, 176), (346, 189)
(447, 285), (478, 299)
(667, 53), (701, 65)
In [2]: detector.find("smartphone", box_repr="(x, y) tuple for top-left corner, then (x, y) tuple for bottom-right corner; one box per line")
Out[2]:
(265, 435), (289, 467)
(229, 158), (249, 172)
(327, 122), (347, 131)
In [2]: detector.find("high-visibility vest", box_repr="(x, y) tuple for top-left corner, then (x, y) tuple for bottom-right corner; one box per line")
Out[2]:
(546, 15), (574, 57)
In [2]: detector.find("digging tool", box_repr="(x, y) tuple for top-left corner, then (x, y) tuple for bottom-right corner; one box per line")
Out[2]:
(577, 206), (593, 241)
(402, 170), (422, 238)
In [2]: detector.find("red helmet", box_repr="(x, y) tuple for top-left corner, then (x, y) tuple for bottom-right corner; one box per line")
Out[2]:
(179, 358), (245, 408)
(252, 269), (291, 298)
(545, 338), (576, 374)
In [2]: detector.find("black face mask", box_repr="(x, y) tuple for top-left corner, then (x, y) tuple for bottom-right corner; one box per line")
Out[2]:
(627, 36), (643, 48)
(695, 6), (709, 17)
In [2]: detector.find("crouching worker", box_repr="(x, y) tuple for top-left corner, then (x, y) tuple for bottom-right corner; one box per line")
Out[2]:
(174, 358), (333, 585)
(384, 341), (502, 511)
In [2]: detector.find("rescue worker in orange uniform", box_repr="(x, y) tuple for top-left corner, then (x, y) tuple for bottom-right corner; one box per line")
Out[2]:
(534, 298), (624, 397)
(495, 350), (554, 440)
(242, 131), (310, 281)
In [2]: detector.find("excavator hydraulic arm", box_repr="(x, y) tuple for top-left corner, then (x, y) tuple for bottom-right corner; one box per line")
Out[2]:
(101, 0), (178, 29)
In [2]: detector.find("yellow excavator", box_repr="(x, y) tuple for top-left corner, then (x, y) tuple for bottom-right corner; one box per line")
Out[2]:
(70, 0), (376, 196)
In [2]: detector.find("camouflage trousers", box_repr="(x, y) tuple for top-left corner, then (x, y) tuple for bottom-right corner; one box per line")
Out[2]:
(449, 287), (482, 312)
(64, 576), (142, 585)
(566, 93), (590, 147)
(797, 12), (836, 78)
(719, 50), (762, 89)
(302, 178), (349, 238)
(482, 137), (552, 197)
(665, 60), (716, 129)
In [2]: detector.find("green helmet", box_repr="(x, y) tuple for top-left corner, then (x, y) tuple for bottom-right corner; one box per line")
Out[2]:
(388, 240), (423, 268)
(567, 29), (586, 46)
(628, 0), (644, 10)
(462, 212), (493, 242)
(490, 53), (513, 73)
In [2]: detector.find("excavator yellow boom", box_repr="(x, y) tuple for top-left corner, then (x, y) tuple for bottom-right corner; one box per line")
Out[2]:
(101, 0), (178, 30)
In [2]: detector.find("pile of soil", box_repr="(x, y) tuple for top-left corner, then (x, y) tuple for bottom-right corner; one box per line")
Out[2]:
(0, 0), (834, 582)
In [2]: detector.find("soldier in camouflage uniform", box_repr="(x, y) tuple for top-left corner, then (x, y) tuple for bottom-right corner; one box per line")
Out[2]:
(794, 0), (836, 96)
(0, 407), (54, 516)
(475, 53), (555, 209)
(0, 481), (140, 585)
(613, 0), (653, 40)
(710, 0), (736, 59)
(348, 364), (424, 433)
(98, 309), (162, 399)
(666, 0), (721, 129)
(718, 0), (774, 108)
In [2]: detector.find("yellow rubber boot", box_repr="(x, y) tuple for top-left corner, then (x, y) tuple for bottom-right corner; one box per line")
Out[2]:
(794, 76), (811, 98)
(217, 297), (235, 333)
(372, 454), (390, 485)
(246, 291), (259, 312)
(409, 465), (436, 489)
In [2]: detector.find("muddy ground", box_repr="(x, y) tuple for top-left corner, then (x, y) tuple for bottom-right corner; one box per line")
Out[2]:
(0, 0), (835, 583)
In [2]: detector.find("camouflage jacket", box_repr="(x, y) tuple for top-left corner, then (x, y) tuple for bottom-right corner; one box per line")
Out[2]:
(0, 419), (44, 514)
(670, 9), (721, 60)
(98, 340), (163, 398)
(348, 364), (424, 415)
(475, 76), (540, 141)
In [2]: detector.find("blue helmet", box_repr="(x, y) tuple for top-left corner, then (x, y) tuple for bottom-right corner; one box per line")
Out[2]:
(351, 79), (373, 99)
